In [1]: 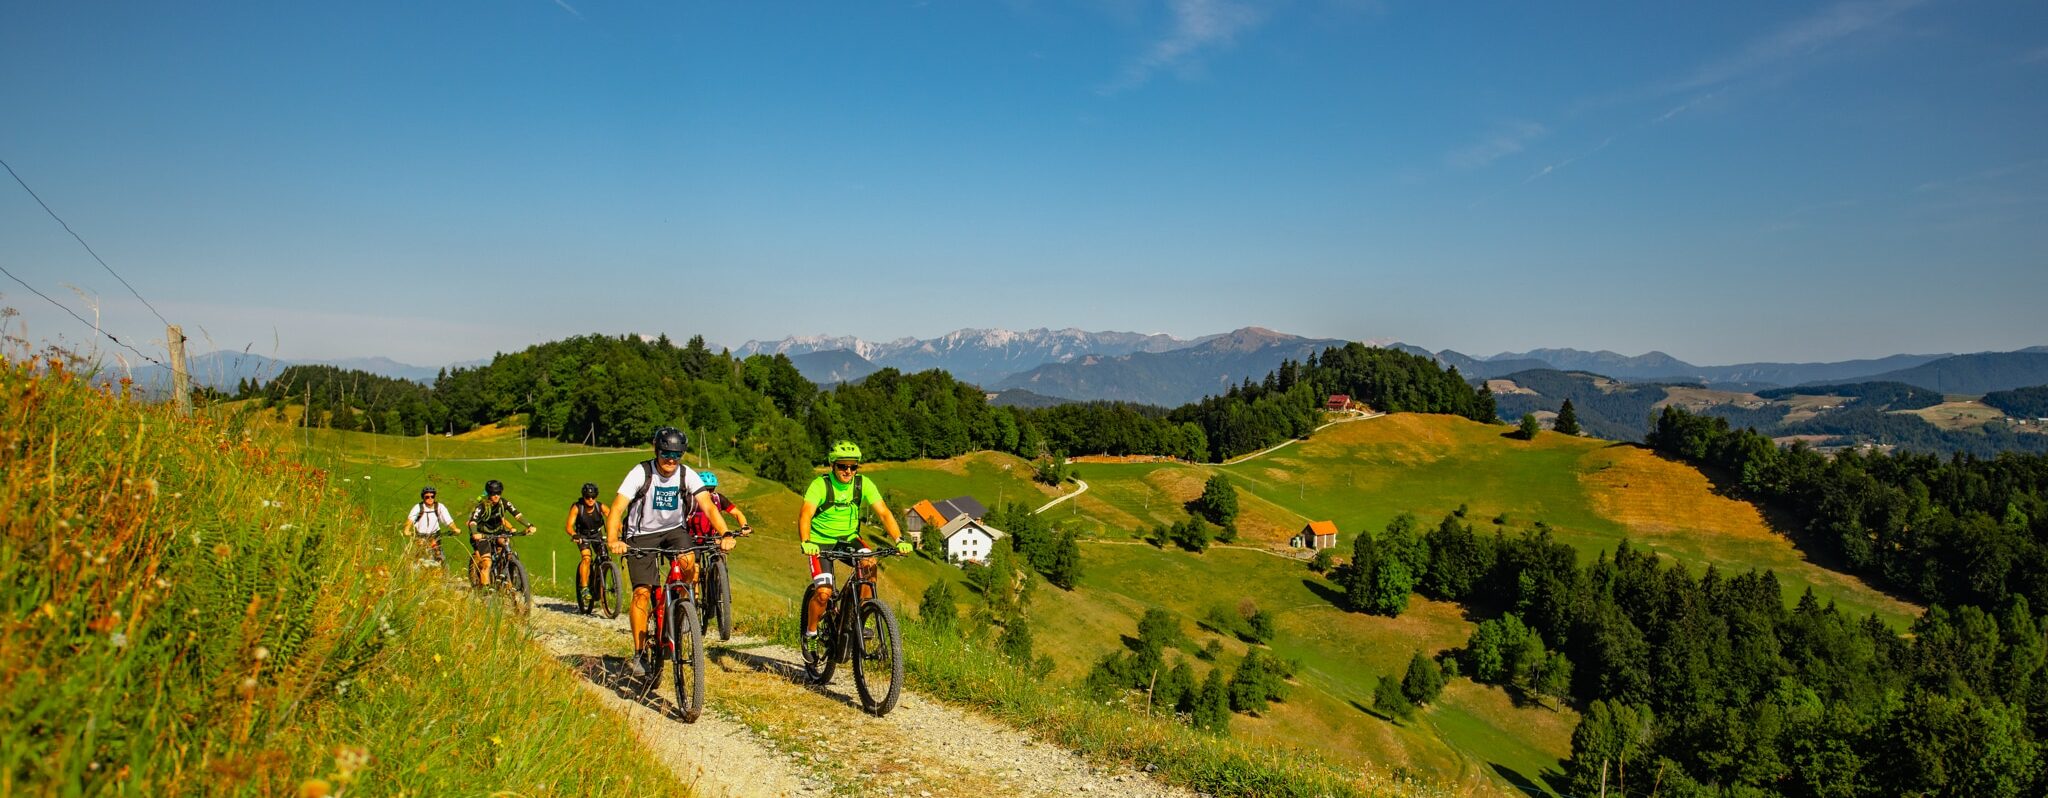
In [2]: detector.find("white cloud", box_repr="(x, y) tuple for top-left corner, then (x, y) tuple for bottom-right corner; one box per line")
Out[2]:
(1447, 121), (1546, 169)
(551, 0), (583, 20)
(1098, 0), (1263, 95)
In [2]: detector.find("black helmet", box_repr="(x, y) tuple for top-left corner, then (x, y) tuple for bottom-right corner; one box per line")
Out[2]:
(484, 479), (504, 496)
(652, 426), (688, 457)
(421, 485), (436, 498)
(580, 482), (600, 499)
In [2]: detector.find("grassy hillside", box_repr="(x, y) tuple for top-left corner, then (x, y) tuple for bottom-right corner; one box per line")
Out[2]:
(308, 411), (1920, 797)
(0, 360), (685, 796)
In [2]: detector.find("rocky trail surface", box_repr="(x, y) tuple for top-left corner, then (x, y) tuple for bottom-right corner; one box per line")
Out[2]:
(528, 601), (1197, 798)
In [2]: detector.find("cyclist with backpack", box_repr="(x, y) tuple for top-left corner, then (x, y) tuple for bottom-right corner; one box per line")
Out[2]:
(797, 441), (911, 640)
(565, 482), (609, 604)
(604, 427), (731, 676)
(399, 485), (455, 563)
(467, 479), (536, 588)
(688, 470), (752, 543)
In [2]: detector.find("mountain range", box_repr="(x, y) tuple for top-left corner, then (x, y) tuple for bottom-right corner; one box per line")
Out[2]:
(735, 327), (1209, 386)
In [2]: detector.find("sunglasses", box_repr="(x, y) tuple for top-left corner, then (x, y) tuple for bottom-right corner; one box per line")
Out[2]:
(657, 450), (684, 461)
(833, 462), (860, 472)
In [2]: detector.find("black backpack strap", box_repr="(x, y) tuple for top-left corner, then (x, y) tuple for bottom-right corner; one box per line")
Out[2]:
(626, 459), (655, 531)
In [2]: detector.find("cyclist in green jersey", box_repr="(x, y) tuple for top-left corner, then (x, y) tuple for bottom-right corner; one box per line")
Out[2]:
(797, 440), (910, 638)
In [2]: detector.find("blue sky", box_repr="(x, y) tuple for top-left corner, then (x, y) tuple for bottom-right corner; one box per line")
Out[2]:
(2, 0), (2044, 367)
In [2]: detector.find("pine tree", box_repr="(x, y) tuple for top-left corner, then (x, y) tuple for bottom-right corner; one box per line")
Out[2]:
(1554, 399), (1581, 436)
(1401, 649), (1445, 707)
(919, 581), (958, 633)
(1373, 674), (1413, 720)
(1193, 668), (1230, 734)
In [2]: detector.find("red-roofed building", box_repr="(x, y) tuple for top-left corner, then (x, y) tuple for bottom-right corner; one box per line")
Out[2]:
(1326, 394), (1353, 411)
(1289, 520), (1340, 550)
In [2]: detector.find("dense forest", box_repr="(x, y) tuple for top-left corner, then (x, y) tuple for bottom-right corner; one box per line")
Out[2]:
(1320, 500), (2048, 796)
(243, 335), (1496, 469)
(1021, 343), (1496, 462)
(1986, 385), (2048, 419)
(1648, 406), (2048, 611)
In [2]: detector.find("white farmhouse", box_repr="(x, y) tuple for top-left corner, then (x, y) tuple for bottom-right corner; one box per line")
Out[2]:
(936, 515), (1005, 565)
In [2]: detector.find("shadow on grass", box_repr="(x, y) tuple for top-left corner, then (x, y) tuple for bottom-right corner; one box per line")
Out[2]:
(1348, 698), (1395, 723)
(1637, 443), (1925, 612)
(707, 645), (866, 714)
(1300, 578), (1345, 606)
(1490, 762), (1557, 798)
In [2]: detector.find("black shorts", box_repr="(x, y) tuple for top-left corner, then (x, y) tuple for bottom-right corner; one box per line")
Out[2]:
(471, 532), (513, 555)
(625, 526), (692, 588)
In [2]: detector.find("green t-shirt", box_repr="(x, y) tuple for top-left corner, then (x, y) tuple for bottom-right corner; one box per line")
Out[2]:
(803, 474), (882, 542)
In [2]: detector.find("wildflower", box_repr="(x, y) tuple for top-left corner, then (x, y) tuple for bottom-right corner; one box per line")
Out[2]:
(299, 778), (332, 798)
(239, 677), (258, 695)
(253, 646), (271, 662)
(213, 543), (232, 559)
(432, 654), (442, 663)
(110, 632), (127, 649)
(361, 475), (371, 480)
(280, 523), (295, 531)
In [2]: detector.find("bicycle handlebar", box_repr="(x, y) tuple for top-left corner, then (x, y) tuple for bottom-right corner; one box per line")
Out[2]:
(811, 548), (904, 562)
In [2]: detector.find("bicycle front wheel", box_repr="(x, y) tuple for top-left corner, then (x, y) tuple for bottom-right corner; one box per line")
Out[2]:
(576, 552), (595, 614)
(707, 558), (733, 641)
(851, 598), (904, 716)
(598, 560), (622, 619)
(667, 593), (705, 722)
(507, 557), (532, 613)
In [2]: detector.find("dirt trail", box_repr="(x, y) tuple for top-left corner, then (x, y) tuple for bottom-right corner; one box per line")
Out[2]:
(529, 602), (1194, 798)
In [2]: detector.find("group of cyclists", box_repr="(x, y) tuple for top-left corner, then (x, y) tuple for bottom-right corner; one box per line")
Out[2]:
(398, 426), (911, 680)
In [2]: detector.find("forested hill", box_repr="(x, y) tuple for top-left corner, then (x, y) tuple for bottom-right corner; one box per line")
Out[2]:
(1835, 351), (2048, 394)
(239, 333), (1494, 473)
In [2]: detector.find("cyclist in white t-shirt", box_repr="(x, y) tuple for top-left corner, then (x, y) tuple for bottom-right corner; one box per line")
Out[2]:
(399, 485), (455, 563)
(605, 426), (729, 676)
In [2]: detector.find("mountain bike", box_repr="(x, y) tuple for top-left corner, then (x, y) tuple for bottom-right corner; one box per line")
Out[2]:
(798, 547), (904, 716)
(695, 525), (751, 641)
(574, 535), (623, 618)
(625, 542), (716, 722)
(410, 530), (448, 567)
(479, 531), (533, 612)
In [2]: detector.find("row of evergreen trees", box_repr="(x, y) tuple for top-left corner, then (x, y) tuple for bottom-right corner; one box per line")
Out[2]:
(1647, 405), (2048, 610)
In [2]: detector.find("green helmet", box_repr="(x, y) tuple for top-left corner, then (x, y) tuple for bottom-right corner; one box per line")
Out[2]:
(828, 440), (862, 463)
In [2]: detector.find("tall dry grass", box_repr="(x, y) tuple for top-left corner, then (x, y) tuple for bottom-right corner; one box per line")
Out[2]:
(0, 358), (683, 796)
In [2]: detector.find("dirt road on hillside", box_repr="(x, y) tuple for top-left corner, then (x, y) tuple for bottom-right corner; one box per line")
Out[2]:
(529, 603), (1194, 798)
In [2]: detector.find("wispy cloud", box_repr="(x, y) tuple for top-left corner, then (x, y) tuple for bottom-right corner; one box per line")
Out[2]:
(1447, 121), (1546, 169)
(1098, 0), (1263, 95)
(1914, 159), (2048, 193)
(1662, 0), (1924, 94)
(551, 0), (583, 20)
(2017, 45), (2048, 66)
(1478, 0), (1923, 197)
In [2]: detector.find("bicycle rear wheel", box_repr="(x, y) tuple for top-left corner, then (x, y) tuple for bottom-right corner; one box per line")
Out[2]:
(598, 560), (622, 619)
(798, 583), (836, 685)
(851, 598), (904, 716)
(667, 593), (705, 722)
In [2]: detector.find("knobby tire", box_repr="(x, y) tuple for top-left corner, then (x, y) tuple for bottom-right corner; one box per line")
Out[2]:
(712, 559), (732, 641)
(599, 561), (622, 619)
(799, 583), (836, 685)
(668, 592), (705, 722)
(851, 598), (904, 716)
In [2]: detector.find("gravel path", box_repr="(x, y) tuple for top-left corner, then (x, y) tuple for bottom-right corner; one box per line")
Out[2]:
(531, 602), (1196, 798)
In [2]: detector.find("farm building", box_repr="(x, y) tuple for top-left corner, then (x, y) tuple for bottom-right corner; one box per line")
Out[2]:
(1289, 520), (1339, 550)
(935, 515), (1004, 564)
(904, 495), (989, 544)
(1326, 394), (1353, 411)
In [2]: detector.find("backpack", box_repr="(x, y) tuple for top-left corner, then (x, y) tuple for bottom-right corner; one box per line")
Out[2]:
(625, 459), (700, 532)
(810, 474), (865, 522)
